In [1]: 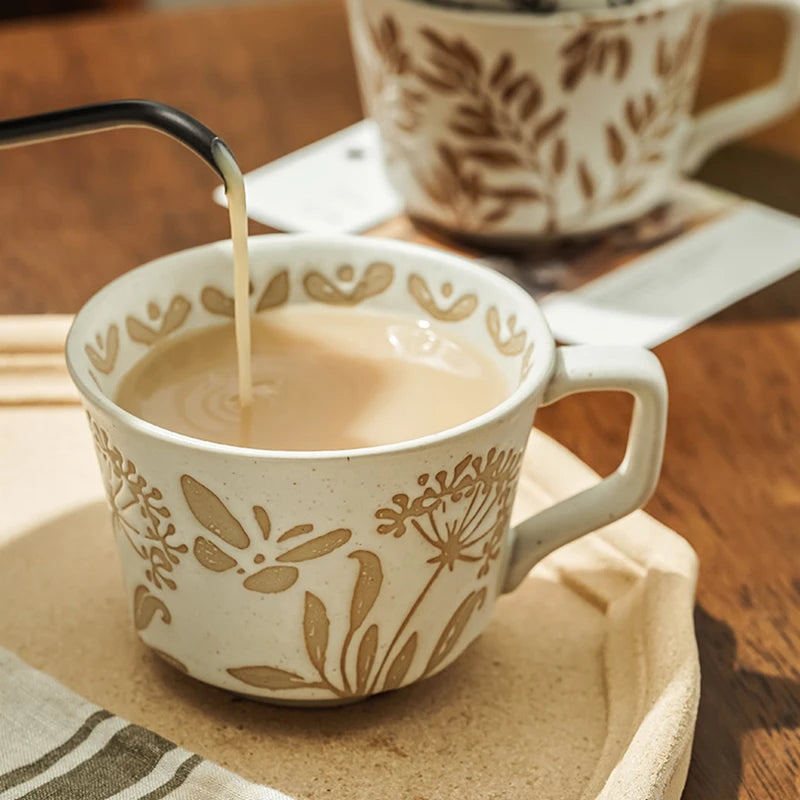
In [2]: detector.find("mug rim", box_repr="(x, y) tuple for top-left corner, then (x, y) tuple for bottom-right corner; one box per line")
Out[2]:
(66, 233), (555, 461)
(387, 0), (705, 25)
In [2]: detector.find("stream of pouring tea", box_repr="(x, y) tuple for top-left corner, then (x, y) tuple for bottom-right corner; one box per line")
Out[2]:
(211, 141), (253, 407)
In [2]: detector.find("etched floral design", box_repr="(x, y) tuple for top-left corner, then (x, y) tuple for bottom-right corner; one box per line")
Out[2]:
(225, 446), (521, 699)
(90, 416), (186, 597)
(407, 274), (478, 321)
(303, 262), (394, 305)
(89, 416), (183, 631)
(375, 447), (522, 579)
(576, 13), (704, 208)
(125, 296), (191, 346)
(559, 23), (631, 92)
(85, 324), (119, 375)
(486, 306), (528, 356)
(413, 28), (568, 231)
(201, 270), (289, 317)
(181, 474), (352, 594)
(365, 15), (427, 164)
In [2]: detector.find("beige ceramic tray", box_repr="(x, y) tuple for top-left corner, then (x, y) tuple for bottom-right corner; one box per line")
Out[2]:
(0, 315), (699, 800)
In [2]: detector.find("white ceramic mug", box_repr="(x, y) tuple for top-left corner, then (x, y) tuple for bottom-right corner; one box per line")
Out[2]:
(348, 0), (800, 240)
(66, 234), (667, 705)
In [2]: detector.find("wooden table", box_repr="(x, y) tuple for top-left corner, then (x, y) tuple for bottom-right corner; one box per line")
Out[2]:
(0, 2), (797, 797)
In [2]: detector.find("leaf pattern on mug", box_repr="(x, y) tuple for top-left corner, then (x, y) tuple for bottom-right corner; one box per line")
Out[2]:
(89, 416), (187, 596)
(303, 262), (394, 305)
(85, 324), (119, 375)
(423, 587), (487, 677)
(126, 296), (191, 346)
(600, 13), (704, 205)
(486, 307), (527, 357)
(223, 445), (522, 700)
(364, 14), (427, 165)
(410, 29), (569, 232)
(256, 270), (290, 311)
(407, 273), (478, 321)
(201, 271), (288, 318)
(133, 585), (171, 631)
(182, 476), (250, 549)
(383, 633), (418, 691)
(560, 24), (632, 92)
(182, 475), (352, 597)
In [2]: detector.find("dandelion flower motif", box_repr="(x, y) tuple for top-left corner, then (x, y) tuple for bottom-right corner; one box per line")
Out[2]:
(376, 447), (522, 578)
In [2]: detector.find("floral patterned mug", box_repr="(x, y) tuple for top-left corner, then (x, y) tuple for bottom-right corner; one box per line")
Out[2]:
(348, 0), (800, 239)
(66, 234), (667, 705)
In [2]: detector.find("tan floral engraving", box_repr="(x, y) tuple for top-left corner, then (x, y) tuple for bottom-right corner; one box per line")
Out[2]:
(226, 446), (520, 699)
(256, 270), (290, 311)
(560, 23), (631, 92)
(201, 271), (289, 317)
(578, 13), (703, 207)
(181, 474), (352, 596)
(486, 306), (527, 356)
(365, 15), (427, 164)
(126, 296), (191, 346)
(407, 274), (477, 321)
(133, 585), (171, 630)
(412, 27), (568, 231)
(85, 324), (120, 375)
(303, 262), (394, 305)
(90, 416), (186, 597)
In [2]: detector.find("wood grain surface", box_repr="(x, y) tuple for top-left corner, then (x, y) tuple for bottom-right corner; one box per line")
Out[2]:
(0, 2), (797, 798)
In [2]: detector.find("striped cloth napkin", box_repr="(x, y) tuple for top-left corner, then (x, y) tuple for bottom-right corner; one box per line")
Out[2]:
(0, 648), (292, 799)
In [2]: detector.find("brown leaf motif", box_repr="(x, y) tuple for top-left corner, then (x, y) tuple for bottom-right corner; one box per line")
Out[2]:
(407, 274), (478, 322)
(356, 625), (379, 695)
(200, 286), (235, 317)
(303, 262), (394, 305)
(256, 270), (290, 311)
(348, 551), (383, 634)
(383, 633), (418, 692)
(133, 584), (171, 631)
(276, 529), (352, 563)
(408, 25), (564, 232)
(424, 587), (487, 677)
(486, 307), (527, 356)
(606, 14), (702, 209)
(182, 475), (351, 598)
(227, 665), (320, 691)
(193, 537), (238, 572)
(243, 565), (299, 594)
(224, 445), (523, 701)
(577, 160), (596, 201)
(304, 592), (330, 675)
(90, 416), (186, 593)
(126, 295), (191, 346)
(201, 271), (288, 318)
(606, 124), (626, 165)
(181, 475), (250, 549)
(560, 27), (631, 92)
(85, 324), (119, 375)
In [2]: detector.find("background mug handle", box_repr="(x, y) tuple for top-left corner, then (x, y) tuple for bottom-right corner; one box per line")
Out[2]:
(681, 0), (800, 172)
(503, 346), (668, 593)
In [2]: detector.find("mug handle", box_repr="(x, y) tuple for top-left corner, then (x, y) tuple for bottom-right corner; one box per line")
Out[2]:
(681, 0), (800, 172)
(503, 346), (668, 593)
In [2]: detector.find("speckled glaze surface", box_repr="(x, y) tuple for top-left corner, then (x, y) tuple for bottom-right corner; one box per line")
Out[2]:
(66, 234), (667, 704)
(348, 0), (800, 239)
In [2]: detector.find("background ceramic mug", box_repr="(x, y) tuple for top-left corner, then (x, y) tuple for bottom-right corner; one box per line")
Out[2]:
(348, 0), (800, 239)
(67, 235), (667, 705)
